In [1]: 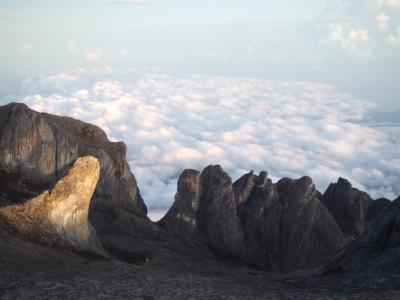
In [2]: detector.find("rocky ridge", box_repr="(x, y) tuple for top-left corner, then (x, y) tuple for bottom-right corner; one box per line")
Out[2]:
(0, 103), (146, 216)
(161, 168), (346, 271)
(0, 102), (163, 261)
(0, 102), (399, 297)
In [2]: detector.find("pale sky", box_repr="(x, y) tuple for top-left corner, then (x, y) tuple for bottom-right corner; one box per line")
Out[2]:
(1, 0), (400, 109)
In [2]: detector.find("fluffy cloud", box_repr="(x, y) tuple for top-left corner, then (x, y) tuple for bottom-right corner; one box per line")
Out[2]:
(329, 25), (369, 43)
(387, 34), (400, 45)
(387, 26), (400, 45)
(72, 89), (89, 100)
(329, 24), (345, 41)
(18, 69), (400, 218)
(319, 1), (400, 61)
(325, 24), (373, 62)
(377, 12), (390, 30)
(86, 49), (103, 61)
(349, 29), (369, 41)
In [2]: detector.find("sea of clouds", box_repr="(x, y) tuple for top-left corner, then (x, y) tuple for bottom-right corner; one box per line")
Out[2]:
(13, 68), (400, 220)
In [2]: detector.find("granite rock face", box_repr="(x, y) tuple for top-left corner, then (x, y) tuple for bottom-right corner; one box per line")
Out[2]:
(197, 165), (247, 261)
(0, 156), (106, 256)
(322, 178), (373, 241)
(161, 166), (246, 262)
(0, 102), (146, 217)
(161, 167), (346, 271)
(238, 174), (345, 271)
(321, 197), (400, 288)
(159, 169), (200, 235)
(234, 171), (280, 269)
(0, 103), (159, 260)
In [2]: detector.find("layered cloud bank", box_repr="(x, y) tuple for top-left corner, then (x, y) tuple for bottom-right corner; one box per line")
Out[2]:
(15, 69), (400, 215)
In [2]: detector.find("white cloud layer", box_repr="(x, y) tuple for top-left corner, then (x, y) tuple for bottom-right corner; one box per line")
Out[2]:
(19, 70), (400, 214)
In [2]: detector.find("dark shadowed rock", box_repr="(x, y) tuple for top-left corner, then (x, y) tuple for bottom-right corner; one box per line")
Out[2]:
(320, 196), (400, 289)
(237, 173), (345, 271)
(159, 169), (200, 234)
(233, 170), (258, 206)
(275, 177), (345, 270)
(197, 165), (246, 261)
(162, 167), (345, 271)
(235, 171), (281, 269)
(366, 197), (391, 223)
(157, 170), (212, 256)
(160, 166), (247, 262)
(322, 177), (373, 241)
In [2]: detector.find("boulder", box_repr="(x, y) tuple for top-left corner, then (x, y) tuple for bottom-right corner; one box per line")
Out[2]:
(0, 156), (107, 256)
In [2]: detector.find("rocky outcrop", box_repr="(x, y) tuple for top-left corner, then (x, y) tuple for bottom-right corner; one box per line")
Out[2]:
(322, 178), (373, 241)
(320, 197), (400, 288)
(161, 167), (346, 271)
(160, 166), (246, 262)
(197, 165), (246, 261)
(238, 173), (345, 271)
(0, 102), (146, 217)
(0, 103), (157, 259)
(234, 171), (280, 269)
(0, 103), (222, 264)
(159, 169), (200, 236)
(1, 102), (396, 278)
(0, 156), (106, 256)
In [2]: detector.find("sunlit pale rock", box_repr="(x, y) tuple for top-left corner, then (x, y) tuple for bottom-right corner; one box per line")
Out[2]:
(0, 156), (107, 256)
